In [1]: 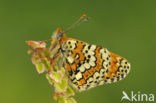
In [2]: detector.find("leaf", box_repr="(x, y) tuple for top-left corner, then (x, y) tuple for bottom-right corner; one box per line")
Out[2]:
(64, 86), (75, 96)
(67, 97), (77, 103)
(58, 96), (67, 103)
(35, 61), (45, 74)
(55, 79), (68, 92)
(31, 53), (45, 74)
(31, 53), (39, 64)
(26, 38), (78, 103)
(50, 71), (62, 82)
(40, 57), (52, 71)
(46, 73), (54, 85)
(25, 41), (46, 49)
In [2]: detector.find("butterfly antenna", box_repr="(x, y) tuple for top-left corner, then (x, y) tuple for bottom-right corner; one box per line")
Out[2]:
(41, 15), (89, 43)
(62, 14), (90, 34)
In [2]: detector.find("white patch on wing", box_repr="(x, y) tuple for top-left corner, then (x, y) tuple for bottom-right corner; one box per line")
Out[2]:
(62, 40), (77, 50)
(100, 48), (105, 54)
(93, 72), (100, 80)
(90, 45), (96, 51)
(89, 61), (95, 67)
(83, 63), (90, 69)
(90, 56), (96, 61)
(75, 72), (82, 80)
(79, 65), (85, 72)
(67, 56), (74, 64)
(87, 77), (94, 84)
(88, 51), (95, 55)
(100, 69), (105, 75)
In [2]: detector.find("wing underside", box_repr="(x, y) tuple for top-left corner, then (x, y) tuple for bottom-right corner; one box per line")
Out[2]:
(61, 39), (130, 91)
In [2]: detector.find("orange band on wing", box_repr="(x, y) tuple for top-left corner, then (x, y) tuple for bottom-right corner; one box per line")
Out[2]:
(88, 67), (96, 75)
(104, 52), (123, 79)
(71, 63), (77, 71)
(72, 43), (85, 61)
(83, 71), (91, 80)
(95, 46), (102, 71)
(66, 63), (71, 72)
(78, 79), (85, 86)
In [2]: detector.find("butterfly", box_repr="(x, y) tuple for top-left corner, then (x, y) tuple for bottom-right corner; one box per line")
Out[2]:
(49, 15), (130, 91)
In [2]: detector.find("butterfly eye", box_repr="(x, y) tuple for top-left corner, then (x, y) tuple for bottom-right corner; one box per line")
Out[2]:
(56, 33), (63, 38)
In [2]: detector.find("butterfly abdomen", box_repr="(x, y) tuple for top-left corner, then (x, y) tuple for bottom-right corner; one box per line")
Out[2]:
(104, 52), (131, 83)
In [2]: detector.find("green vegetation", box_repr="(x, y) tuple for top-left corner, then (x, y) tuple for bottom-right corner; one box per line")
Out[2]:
(26, 38), (76, 103)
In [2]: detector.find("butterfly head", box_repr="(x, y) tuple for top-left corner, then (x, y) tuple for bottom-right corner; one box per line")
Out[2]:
(51, 28), (65, 40)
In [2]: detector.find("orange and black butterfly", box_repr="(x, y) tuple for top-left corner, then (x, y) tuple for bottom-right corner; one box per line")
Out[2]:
(49, 15), (130, 91)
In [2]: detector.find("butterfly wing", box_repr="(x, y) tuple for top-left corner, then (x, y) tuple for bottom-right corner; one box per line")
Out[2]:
(103, 52), (130, 83)
(61, 39), (130, 91)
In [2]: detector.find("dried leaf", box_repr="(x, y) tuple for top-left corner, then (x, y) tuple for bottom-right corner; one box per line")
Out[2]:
(25, 41), (46, 49)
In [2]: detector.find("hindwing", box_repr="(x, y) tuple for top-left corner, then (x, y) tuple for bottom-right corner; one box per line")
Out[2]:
(61, 39), (129, 91)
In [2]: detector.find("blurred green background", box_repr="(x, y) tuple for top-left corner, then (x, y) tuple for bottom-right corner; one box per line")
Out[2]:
(0, 0), (156, 103)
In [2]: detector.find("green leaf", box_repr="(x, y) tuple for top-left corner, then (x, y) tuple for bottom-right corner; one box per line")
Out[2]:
(58, 96), (67, 103)
(51, 71), (62, 82)
(31, 53), (45, 74)
(64, 86), (75, 96)
(40, 57), (52, 71)
(26, 39), (78, 103)
(46, 73), (54, 85)
(67, 97), (77, 103)
(31, 53), (39, 64)
(35, 61), (45, 74)
(55, 79), (68, 92)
